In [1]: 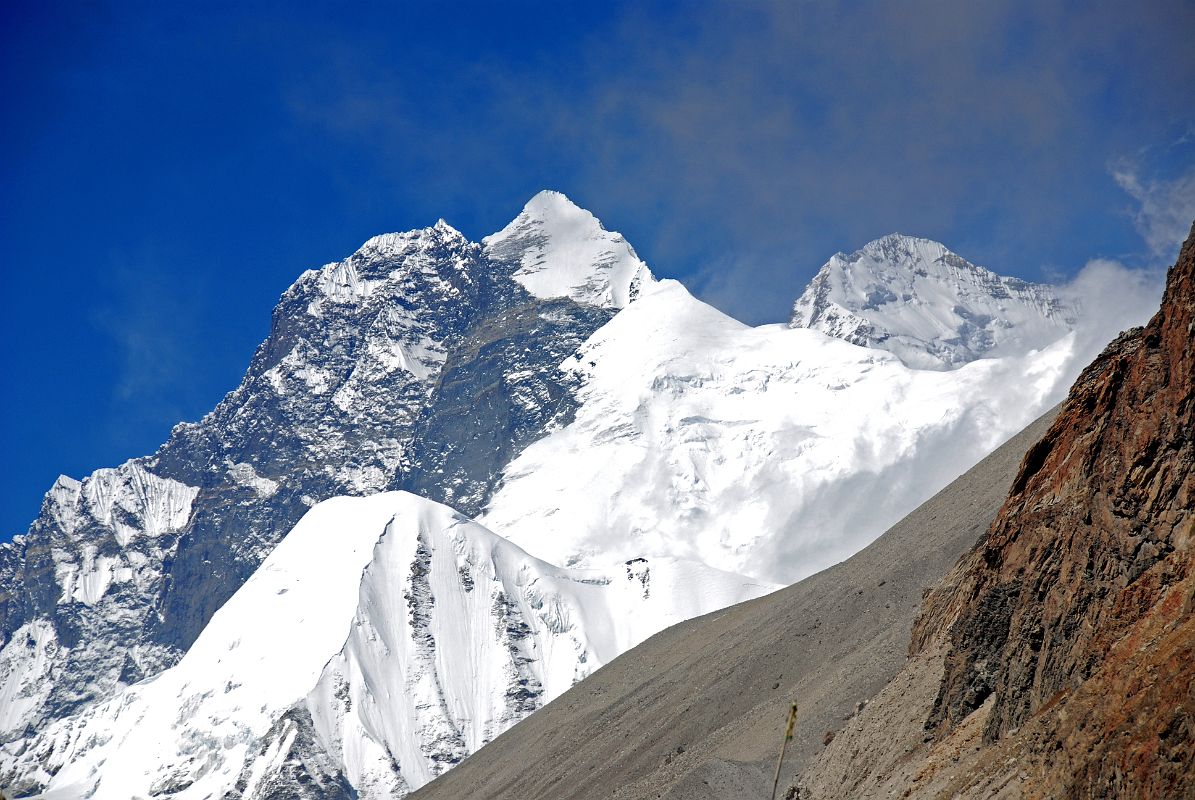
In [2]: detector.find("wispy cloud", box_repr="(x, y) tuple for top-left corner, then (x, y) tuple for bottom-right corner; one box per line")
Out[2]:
(1112, 161), (1195, 259)
(90, 248), (217, 442)
(1059, 257), (1166, 360)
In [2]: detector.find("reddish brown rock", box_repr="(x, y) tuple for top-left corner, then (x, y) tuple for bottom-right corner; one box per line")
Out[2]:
(909, 220), (1195, 795)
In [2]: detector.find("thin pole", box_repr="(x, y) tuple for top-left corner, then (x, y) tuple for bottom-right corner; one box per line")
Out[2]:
(770, 701), (798, 800)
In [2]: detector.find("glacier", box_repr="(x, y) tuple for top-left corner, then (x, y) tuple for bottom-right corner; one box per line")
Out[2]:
(478, 278), (1079, 582)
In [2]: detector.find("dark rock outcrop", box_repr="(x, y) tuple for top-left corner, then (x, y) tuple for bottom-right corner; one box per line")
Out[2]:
(905, 221), (1194, 796)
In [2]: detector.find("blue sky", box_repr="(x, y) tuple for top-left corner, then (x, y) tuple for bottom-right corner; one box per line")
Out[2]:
(2, 0), (1194, 540)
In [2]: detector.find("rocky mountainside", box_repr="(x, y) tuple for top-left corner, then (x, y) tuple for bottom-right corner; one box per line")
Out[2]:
(0, 192), (1152, 799)
(790, 234), (1078, 369)
(0, 192), (633, 742)
(798, 221), (1195, 798)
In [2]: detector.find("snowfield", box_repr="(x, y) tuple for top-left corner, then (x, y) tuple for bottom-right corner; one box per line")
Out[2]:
(480, 278), (1078, 582)
(7, 492), (772, 799)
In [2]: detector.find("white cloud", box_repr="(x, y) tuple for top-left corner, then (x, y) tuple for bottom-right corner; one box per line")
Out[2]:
(1058, 257), (1165, 364)
(1112, 162), (1195, 259)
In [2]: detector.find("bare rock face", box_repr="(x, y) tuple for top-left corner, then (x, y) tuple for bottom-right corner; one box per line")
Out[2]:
(795, 223), (1193, 800)
(903, 221), (1195, 795)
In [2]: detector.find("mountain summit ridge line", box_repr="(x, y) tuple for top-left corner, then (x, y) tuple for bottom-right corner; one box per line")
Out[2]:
(0, 193), (1153, 798)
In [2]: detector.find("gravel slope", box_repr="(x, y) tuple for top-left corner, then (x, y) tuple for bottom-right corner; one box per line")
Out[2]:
(411, 408), (1060, 800)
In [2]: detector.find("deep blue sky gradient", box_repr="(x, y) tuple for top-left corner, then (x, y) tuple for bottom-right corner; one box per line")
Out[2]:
(3, 1), (1194, 539)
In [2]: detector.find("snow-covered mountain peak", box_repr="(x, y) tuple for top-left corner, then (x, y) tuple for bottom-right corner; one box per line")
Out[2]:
(483, 190), (656, 309)
(357, 218), (468, 257)
(789, 233), (1078, 369)
(855, 232), (959, 266)
(7, 491), (771, 799)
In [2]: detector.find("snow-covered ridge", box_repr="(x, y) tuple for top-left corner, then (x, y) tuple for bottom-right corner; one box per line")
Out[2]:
(479, 277), (1084, 583)
(483, 189), (656, 308)
(6, 492), (771, 799)
(790, 233), (1078, 369)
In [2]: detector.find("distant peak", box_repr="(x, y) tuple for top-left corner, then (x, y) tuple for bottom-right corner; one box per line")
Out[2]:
(510, 190), (604, 234)
(523, 188), (583, 213)
(870, 232), (936, 247)
(840, 233), (956, 268)
(483, 192), (655, 309)
(791, 234), (1077, 369)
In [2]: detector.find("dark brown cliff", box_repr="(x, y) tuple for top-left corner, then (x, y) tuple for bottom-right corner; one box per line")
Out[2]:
(906, 221), (1195, 795)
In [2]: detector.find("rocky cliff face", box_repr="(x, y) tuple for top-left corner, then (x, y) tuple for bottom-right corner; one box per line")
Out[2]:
(916, 220), (1193, 792)
(0, 197), (625, 741)
(799, 222), (1194, 799)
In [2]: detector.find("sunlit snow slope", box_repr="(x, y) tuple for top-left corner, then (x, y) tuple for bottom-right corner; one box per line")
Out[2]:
(5, 493), (771, 799)
(483, 190), (656, 308)
(480, 279), (1089, 583)
(790, 233), (1078, 369)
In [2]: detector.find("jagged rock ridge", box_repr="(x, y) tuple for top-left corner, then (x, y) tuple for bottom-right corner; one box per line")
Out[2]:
(0, 192), (638, 741)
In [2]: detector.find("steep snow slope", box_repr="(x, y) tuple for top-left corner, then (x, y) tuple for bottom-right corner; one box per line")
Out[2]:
(2, 493), (771, 799)
(484, 190), (656, 308)
(790, 234), (1077, 369)
(408, 410), (1062, 800)
(481, 279), (1082, 583)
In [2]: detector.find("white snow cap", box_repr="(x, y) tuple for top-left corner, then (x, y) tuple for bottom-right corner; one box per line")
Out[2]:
(483, 190), (656, 309)
(17, 491), (769, 800)
(790, 233), (1078, 369)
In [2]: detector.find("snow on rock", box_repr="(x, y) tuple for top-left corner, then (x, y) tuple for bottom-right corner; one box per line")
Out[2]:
(49, 463), (199, 605)
(0, 620), (58, 739)
(790, 233), (1078, 369)
(0, 194), (625, 746)
(228, 462), (280, 498)
(0, 462), (198, 746)
(4, 492), (772, 799)
(480, 278), (1083, 584)
(483, 190), (655, 308)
